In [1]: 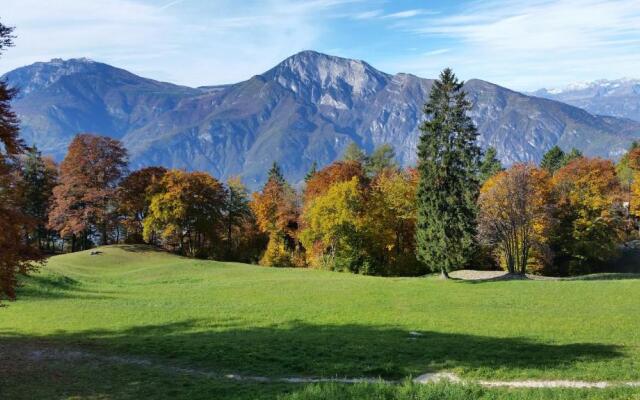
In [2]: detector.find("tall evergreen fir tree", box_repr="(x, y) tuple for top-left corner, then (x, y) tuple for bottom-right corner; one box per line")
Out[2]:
(415, 68), (481, 278)
(305, 161), (318, 182)
(267, 161), (285, 184)
(540, 145), (565, 174)
(478, 146), (503, 183)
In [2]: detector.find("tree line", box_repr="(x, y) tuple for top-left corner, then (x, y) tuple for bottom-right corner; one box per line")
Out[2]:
(1, 21), (639, 302)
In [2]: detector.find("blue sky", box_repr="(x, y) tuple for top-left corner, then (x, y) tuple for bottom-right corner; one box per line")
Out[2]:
(1, 0), (639, 90)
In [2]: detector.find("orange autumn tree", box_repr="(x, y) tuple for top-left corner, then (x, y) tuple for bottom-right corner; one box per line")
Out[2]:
(250, 163), (303, 267)
(118, 166), (167, 244)
(552, 157), (623, 274)
(143, 170), (226, 257)
(0, 22), (42, 301)
(303, 160), (366, 203)
(477, 164), (554, 274)
(48, 134), (128, 251)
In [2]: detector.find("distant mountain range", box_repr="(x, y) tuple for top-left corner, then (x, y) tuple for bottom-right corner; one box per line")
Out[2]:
(531, 78), (640, 122)
(3, 51), (640, 188)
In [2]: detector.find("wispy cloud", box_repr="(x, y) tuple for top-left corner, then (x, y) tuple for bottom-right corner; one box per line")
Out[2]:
(383, 9), (429, 19)
(352, 9), (384, 20)
(351, 7), (433, 20)
(159, 0), (188, 11)
(380, 0), (640, 89)
(0, 0), (357, 86)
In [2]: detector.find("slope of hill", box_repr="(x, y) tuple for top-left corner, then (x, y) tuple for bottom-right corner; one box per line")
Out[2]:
(3, 52), (640, 187)
(532, 78), (640, 122)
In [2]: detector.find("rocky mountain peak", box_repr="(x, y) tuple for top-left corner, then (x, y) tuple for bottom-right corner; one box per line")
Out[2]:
(262, 50), (389, 96)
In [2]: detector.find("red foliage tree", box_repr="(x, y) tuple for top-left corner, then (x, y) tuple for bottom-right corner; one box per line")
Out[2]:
(48, 134), (128, 250)
(303, 160), (366, 203)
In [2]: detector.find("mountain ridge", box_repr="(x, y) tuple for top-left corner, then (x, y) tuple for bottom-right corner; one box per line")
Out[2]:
(3, 51), (640, 188)
(531, 77), (640, 122)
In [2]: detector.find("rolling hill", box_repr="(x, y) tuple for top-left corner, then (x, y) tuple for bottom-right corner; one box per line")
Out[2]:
(2, 245), (640, 399)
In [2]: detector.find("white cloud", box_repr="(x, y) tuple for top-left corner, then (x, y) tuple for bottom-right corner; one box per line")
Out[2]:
(0, 0), (355, 86)
(352, 9), (384, 20)
(385, 0), (640, 89)
(383, 9), (427, 19)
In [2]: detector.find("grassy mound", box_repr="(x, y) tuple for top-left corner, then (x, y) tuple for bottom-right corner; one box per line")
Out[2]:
(2, 245), (640, 399)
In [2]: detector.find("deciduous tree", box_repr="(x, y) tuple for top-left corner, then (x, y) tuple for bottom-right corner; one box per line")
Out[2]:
(366, 168), (422, 275)
(117, 166), (166, 243)
(303, 160), (366, 203)
(478, 164), (553, 274)
(300, 177), (371, 273)
(0, 21), (41, 301)
(251, 171), (302, 267)
(552, 157), (623, 274)
(19, 147), (58, 251)
(143, 170), (226, 257)
(48, 134), (128, 250)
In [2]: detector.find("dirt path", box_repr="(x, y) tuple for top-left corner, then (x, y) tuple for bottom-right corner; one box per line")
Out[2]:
(22, 346), (640, 389)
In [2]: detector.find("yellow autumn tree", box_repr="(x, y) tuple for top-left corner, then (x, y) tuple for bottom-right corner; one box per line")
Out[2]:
(478, 164), (554, 274)
(552, 157), (623, 274)
(250, 164), (303, 267)
(143, 170), (226, 257)
(366, 168), (423, 275)
(300, 177), (371, 273)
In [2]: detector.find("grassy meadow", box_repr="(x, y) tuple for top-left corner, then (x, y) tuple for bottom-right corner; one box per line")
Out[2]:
(2, 245), (640, 399)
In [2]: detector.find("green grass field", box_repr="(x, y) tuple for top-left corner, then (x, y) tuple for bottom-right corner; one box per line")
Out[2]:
(2, 245), (640, 399)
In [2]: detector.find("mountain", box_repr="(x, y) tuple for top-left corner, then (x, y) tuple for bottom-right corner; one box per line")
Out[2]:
(3, 51), (640, 188)
(531, 78), (640, 122)
(2, 57), (200, 159)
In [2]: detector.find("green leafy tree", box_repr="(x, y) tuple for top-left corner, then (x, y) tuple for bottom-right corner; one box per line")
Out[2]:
(616, 141), (639, 191)
(478, 146), (503, 182)
(342, 141), (367, 164)
(562, 148), (583, 166)
(19, 146), (58, 251)
(415, 68), (481, 278)
(366, 144), (397, 176)
(223, 177), (258, 260)
(143, 170), (226, 257)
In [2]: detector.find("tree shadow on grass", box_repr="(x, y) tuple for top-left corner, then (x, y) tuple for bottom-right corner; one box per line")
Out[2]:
(0, 319), (623, 380)
(16, 274), (114, 300)
(116, 244), (165, 253)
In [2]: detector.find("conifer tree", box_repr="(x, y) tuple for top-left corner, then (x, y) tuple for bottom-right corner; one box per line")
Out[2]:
(267, 161), (285, 184)
(562, 148), (583, 166)
(540, 146), (565, 174)
(415, 68), (481, 278)
(305, 161), (318, 182)
(478, 146), (503, 183)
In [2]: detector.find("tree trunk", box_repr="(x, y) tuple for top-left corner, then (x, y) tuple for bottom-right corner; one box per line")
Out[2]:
(441, 269), (450, 279)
